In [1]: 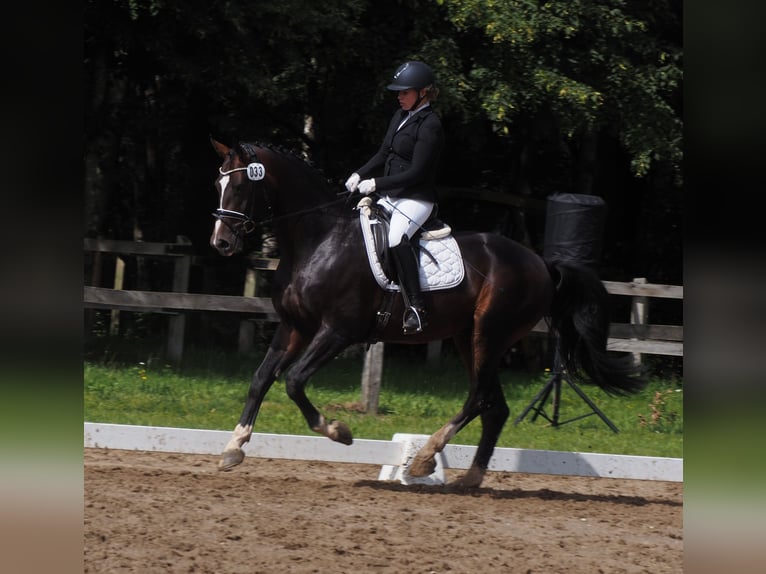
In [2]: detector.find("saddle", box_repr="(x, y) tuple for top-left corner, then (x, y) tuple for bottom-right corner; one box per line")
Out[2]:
(355, 197), (464, 292)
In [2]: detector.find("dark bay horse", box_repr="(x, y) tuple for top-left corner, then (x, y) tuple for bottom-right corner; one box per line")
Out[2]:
(209, 138), (646, 488)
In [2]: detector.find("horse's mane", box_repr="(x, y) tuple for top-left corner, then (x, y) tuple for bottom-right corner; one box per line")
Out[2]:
(238, 140), (333, 191)
(237, 140), (353, 217)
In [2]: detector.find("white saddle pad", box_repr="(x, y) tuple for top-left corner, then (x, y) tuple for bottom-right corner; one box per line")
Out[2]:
(357, 199), (465, 292)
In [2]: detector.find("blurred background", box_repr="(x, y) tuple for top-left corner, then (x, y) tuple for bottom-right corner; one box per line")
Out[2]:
(82, 0), (683, 376)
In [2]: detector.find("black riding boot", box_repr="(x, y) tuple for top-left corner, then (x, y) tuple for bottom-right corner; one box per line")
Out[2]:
(390, 241), (428, 334)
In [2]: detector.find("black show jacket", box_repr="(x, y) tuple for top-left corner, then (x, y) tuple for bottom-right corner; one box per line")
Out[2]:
(355, 106), (444, 203)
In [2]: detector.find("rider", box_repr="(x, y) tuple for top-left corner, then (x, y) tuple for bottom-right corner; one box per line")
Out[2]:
(345, 60), (445, 334)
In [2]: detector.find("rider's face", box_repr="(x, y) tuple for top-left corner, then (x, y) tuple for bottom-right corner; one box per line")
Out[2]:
(397, 88), (424, 111)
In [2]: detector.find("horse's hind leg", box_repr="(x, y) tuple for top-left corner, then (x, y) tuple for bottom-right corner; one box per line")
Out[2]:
(219, 324), (304, 470)
(409, 330), (509, 488)
(409, 371), (508, 488)
(452, 376), (508, 488)
(408, 331), (473, 477)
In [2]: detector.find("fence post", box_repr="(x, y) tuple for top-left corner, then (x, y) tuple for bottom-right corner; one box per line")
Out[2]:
(167, 236), (192, 365)
(109, 256), (125, 335)
(361, 342), (385, 414)
(84, 238), (104, 336)
(630, 277), (648, 366)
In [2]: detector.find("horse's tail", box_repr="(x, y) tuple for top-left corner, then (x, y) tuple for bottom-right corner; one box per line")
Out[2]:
(546, 259), (647, 396)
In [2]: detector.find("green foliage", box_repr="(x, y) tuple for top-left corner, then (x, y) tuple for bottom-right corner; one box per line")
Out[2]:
(84, 352), (682, 458)
(84, 0), (681, 212)
(438, 0), (682, 178)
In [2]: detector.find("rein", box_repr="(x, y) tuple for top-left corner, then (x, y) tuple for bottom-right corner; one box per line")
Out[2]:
(263, 195), (349, 225)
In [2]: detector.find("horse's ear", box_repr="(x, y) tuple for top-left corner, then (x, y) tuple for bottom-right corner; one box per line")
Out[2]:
(210, 136), (230, 159)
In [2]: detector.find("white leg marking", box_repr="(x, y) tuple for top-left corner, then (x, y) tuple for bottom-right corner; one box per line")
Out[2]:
(224, 423), (253, 452)
(311, 415), (329, 436)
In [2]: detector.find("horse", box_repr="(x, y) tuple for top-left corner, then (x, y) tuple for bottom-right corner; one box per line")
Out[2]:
(208, 138), (646, 488)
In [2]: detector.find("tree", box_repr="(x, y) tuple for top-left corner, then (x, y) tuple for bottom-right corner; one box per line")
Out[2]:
(435, 0), (682, 184)
(84, 0), (682, 287)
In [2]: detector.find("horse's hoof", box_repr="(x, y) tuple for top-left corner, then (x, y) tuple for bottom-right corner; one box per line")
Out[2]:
(328, 419), (353, 445)
(408, 453), (436, 477)
(449, 467), (485, 489)
(218, 448), (245, 471)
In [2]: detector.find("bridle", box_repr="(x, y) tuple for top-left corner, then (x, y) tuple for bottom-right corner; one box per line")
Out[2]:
(212, 161), (269, 238)
(213, 150), (351, 248)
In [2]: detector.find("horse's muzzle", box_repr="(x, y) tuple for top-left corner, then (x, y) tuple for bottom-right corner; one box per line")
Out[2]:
(211, 236), (236, 256)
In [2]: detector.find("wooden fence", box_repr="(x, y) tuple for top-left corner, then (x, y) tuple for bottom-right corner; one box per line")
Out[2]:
(84, 237), (682, 410)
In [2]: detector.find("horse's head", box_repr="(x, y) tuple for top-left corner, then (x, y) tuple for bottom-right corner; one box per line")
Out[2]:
(209, 138), (271, 256)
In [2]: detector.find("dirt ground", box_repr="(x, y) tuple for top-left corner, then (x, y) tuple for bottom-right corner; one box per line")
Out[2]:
(84, 448), (683, 573)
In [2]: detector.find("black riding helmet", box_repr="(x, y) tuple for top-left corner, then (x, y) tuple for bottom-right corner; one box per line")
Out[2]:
(386, 61), (435, 91)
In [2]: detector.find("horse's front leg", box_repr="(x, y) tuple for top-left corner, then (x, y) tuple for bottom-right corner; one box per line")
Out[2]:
(219, 325), (303, 470)
(283, 325), (354, 445)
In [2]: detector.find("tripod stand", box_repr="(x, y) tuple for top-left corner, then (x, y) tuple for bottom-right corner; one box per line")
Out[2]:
(513, 338), (619, 433)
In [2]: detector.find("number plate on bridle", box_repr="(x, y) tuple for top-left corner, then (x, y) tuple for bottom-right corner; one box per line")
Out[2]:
(247, 163), (266, 181)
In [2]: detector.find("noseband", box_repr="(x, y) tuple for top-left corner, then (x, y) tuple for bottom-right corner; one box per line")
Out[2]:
(213, 161), (268, 238)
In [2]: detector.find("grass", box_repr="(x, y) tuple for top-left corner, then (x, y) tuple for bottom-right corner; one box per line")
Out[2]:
(84, 346), (683, 459)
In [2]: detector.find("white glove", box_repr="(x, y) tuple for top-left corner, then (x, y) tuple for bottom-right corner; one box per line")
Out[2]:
(345, 172), (360, 193)
(358, 178), (376, 195)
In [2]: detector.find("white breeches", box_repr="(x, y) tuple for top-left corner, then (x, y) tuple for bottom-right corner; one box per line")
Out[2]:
(378, 196), (434, 247)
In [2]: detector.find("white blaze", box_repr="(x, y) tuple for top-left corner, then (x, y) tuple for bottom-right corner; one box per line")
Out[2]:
(212, 174), (231, 244)
(218, 175), (230, 209)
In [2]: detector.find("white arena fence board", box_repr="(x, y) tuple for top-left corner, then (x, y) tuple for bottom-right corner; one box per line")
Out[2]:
(84, 422), (401, 466)
(84, 422), (682, 483)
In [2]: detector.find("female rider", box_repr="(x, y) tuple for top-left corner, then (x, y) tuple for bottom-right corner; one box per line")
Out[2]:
(345, 61), (444, 334)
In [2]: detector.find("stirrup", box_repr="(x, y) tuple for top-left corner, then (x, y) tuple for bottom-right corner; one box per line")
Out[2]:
(402, 306), (427, 334)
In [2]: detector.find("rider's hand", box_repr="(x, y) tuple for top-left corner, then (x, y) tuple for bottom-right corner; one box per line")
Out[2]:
(345, 173), (360, 193)
(358, 179), (376, 195)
